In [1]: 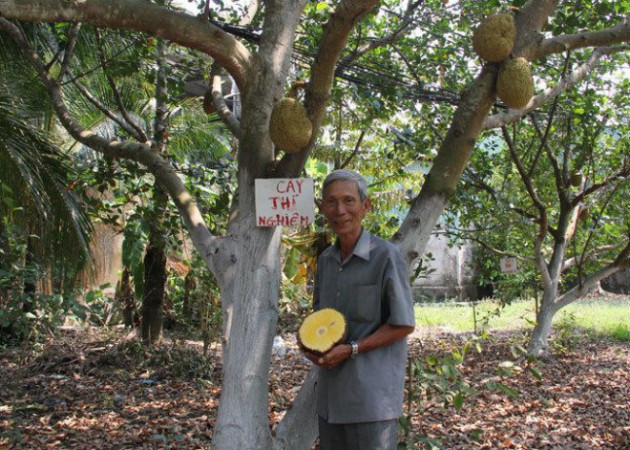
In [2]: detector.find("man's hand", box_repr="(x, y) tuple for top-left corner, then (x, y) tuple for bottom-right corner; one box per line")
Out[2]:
(300, 344), (352, 369)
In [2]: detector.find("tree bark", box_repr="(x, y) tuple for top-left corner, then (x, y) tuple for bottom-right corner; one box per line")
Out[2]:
(140, 37), (171, 345)
(116, 267), (136, 328)
(272, 368), (319, 450)
(527, 288), (558, 357)
(141, 240), (167, 345)
(211, 213), (283, 449)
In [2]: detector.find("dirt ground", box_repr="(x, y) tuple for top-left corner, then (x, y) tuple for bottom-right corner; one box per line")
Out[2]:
(0, 325), (628, 449)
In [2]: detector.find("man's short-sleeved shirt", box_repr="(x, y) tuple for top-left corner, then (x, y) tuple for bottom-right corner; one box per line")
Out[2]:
(313, 229), (415, 424)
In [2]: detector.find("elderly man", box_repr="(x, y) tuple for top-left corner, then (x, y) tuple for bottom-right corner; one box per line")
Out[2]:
(302, 169), (415, 450)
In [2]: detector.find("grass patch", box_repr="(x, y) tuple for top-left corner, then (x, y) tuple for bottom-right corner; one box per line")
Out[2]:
(414, 294), (630, 341)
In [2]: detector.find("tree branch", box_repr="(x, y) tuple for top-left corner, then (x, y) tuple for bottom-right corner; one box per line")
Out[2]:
(0, 0), (254, 95)
(58, 22), (81, 81)
(0, 17), (222, 274)
(501, 125), (551, 285)
(446, 229), (536, 266)
(339, 129), (366, 169)
(483, 46), (625, 130)
(337, 0), (424, 69)
(210, 62), (241, 138)
(94, 28), (149, 142)
(535, 15), (630, 60)
(554, 240), (630, 311)
(68, 72), (146, 141)
(275, 0), (380, 177)
(563, 243), (625, 272)
(571, 163), (630, 207)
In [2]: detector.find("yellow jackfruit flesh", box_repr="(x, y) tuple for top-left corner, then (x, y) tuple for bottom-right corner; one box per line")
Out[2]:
(472, 13), (516, 62)
(497, 57), (534, 109)
(269, 98), (313, 153)
(298, 308), (347, 355)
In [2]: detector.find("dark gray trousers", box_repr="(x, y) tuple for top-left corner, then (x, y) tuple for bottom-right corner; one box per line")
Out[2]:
(318, 416), (398, 450)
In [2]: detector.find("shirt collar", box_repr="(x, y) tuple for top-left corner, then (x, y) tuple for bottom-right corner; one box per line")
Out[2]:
(333, 228), (371, 262)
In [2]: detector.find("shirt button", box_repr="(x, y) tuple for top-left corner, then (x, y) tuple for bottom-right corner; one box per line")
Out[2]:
(337, 292), (340, 297)
(338, 267), (342, 272)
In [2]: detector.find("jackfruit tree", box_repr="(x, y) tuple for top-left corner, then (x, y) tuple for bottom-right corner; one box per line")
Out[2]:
(449, 80), (628, 355)
(0, 1), (628, 448)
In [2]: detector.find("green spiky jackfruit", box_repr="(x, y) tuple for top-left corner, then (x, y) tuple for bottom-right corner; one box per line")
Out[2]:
(269, 98), (312, 153)
(472, 13), (516, 62)
(497, 57), (534, 109)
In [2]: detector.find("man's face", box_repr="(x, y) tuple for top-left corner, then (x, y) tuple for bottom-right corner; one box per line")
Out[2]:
(321, 180), (370, 238)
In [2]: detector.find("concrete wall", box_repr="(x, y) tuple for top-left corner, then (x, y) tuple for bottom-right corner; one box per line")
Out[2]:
(601, 267), (630, 295)
(412, 231), (477, 302)
(411, 232), (630, 302)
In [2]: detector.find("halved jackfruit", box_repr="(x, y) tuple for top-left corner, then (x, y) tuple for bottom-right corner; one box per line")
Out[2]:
(298, 308), (347, 355)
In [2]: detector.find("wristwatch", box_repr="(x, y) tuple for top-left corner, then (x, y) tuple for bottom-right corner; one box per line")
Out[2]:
(349, 341), (359, 359)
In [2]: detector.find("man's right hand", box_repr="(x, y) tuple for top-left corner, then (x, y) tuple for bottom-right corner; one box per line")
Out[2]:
(300, 348), (322, 365)
(300, 344), (352, 369)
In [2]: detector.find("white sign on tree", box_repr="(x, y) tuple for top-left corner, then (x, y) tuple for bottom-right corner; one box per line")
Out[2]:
(500, 256), (519, 274)
(255, 178), (315, 227)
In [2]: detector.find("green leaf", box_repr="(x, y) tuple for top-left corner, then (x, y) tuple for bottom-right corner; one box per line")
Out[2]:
(453, 391), (465, 410)
(498, 383), (520, 397)
(528, 366), (543, 381)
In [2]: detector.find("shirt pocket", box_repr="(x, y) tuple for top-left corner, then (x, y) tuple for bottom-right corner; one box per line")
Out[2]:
(343, 284), (380, 323)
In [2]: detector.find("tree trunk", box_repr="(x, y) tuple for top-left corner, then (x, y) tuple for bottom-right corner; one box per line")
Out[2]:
(116, 267), (137, 328)
(141, 239), (167, 345)
(140, 38), (169, 346)
(182, 272), (196, 323)
(0, 216), (8, 304)
(211, 219), (282, 449)
(22, 234), (37, 313)
(527, 282), (560, 357)
(272, 368), (319, 450)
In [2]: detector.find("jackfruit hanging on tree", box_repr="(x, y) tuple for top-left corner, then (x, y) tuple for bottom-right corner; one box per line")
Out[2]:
(472, 13), (516, 62)
(497, 57), (534, 109)
(570, 170), (583, 187)
(298, 308), (347, 355)
(269, 97), (313, 153)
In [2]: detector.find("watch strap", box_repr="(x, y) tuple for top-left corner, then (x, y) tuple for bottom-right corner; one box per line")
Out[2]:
(349, 341), (359, 358)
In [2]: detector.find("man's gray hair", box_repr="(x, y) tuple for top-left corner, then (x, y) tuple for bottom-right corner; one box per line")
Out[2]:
(322, 169), (368, 201)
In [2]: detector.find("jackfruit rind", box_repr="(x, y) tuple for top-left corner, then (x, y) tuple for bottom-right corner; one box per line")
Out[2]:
(269, 98), (313, 153)
(497, 57), (534, 109)
(472, 13), (516, 62)
(298, 308), (347, 355)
